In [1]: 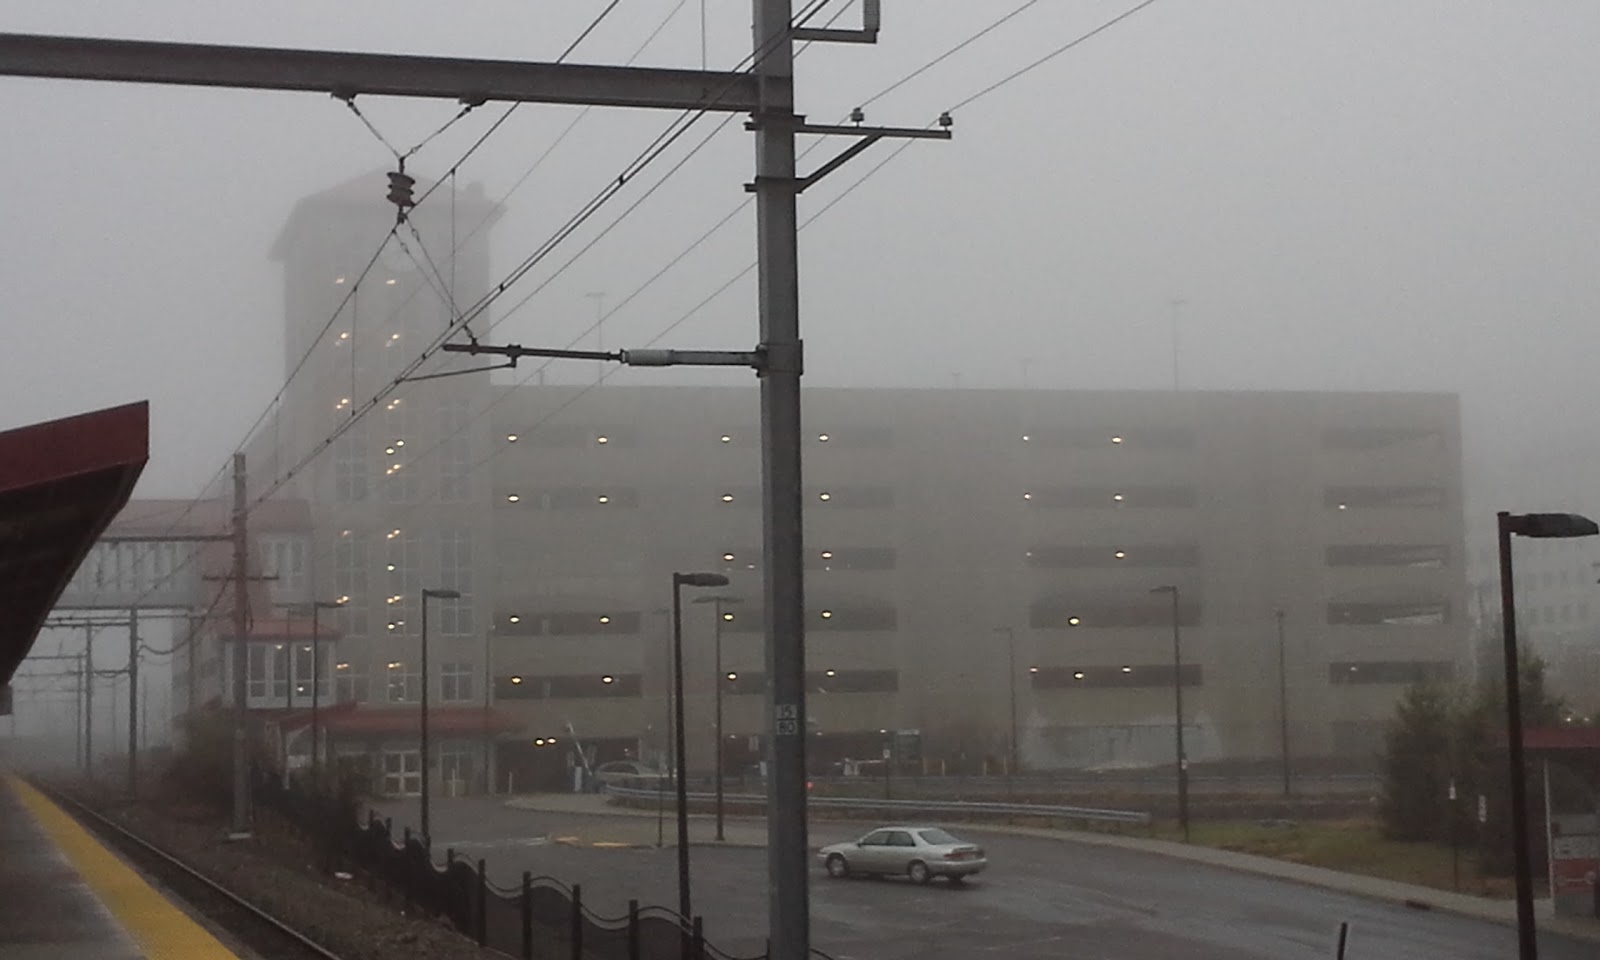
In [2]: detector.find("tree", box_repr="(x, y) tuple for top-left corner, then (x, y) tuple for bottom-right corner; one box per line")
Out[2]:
(1379, 681), (1454, 841)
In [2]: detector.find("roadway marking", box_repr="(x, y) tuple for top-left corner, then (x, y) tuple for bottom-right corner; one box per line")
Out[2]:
(7, 775), (241, 959)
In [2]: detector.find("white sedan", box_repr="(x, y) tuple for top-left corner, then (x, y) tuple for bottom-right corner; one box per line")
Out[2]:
(817, 826), (987, 884)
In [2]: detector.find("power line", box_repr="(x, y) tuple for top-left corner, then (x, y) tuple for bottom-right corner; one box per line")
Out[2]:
(857, 0), (1041, 110)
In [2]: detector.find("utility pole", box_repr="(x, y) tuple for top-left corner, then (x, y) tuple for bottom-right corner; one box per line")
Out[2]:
(74, 654), (83, 769)
(230, 452), (252, 839)
(127, 607), (139, 795)
(83, 623), (94, 778)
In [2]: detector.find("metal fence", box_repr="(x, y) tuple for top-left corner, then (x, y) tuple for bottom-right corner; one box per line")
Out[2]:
(603, 783), (1152, 826)
(254, 776), (823, 960)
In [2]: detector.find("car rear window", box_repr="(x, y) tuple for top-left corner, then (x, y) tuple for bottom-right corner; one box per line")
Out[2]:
(918, 828), (961, 845)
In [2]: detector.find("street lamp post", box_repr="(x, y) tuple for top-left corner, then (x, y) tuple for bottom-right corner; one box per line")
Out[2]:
(303, 600), (345, 786)
(420, 588), (462, 851)
(1496, 511), (1598, 960)
(993, 627), (1019, 785)
(1152, 585), (1190, 842)
(1276, 609), (1291, 799)
(671, 572), (730, 929)
(694, 594), (742, 842)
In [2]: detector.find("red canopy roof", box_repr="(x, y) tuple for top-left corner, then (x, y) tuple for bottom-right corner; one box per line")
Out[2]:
(0, 402), (148, 685)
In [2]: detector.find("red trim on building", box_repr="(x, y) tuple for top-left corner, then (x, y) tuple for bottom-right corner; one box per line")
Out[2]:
(1524, 726), (1600, 751)
(277, 705), (522, 737)
(0, 402), (148, 684)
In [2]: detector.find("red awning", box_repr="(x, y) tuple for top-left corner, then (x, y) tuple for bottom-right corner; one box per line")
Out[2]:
(279, 705), (523, 737)
(0, 402), (148, 685)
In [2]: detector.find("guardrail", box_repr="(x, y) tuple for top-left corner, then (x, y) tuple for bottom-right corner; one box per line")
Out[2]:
(602, 784), (1151, 826)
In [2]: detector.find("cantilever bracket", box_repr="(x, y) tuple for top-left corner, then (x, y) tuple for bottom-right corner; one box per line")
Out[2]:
(792, 0), (880, 44)
(742, 120), (951, 194)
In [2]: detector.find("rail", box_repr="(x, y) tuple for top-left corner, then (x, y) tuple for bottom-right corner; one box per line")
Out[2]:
(602, 784), (1151, 826)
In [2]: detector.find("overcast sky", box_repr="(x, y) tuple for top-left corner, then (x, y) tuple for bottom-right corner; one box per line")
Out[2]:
(3, 1), (1599, 510)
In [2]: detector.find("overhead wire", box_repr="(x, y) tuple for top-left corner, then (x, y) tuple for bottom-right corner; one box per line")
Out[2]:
(246, 0), (837, 510)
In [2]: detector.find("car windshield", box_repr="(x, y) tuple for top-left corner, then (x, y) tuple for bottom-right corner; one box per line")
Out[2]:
(918, 829), (961, 846)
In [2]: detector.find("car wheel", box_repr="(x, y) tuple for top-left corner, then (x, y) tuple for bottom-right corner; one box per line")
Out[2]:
(907, 860), (931, 885)
(825, 854), (849, 879)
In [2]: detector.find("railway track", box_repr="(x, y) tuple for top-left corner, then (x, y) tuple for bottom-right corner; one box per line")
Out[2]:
(41, 784), (349, 960)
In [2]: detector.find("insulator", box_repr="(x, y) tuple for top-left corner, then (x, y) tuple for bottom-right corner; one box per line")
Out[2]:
(386, 171), (416, 210)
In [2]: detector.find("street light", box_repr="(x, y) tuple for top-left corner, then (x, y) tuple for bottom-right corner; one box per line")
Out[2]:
(1151, 585), (1190, 842)
(693, 593), (743, 841)
(420, 587), (462, 851)
(292, 599), (346, 786)
(671, 572), (729, 928)
(1497, 511), (1598, 960)
(993, 627), (1019, 785)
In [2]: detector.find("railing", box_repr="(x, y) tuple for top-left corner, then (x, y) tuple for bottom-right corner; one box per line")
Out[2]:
(254, 775), (837, 960)
(602, 783), (1151, 826)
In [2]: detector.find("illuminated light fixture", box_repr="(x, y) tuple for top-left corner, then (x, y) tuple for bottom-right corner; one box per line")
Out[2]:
(1022, 434), (1031, 442)
(390, 333), (400, 341)
(1073, 670), (1085, 679)
(721, 494), (734, 502)
(820, 610), (833, 619)
(385, 278), (397, 286)
(825, 669), (836, 677)
(510, 675), (524, 684)
(507, 494), (520, 503)
(338, 331), (350, 341)
(720, 435), (732, 443)
(507, 434), (518, 442)
(386, 563), (396, 571)
(387, 661), (402, 669)
(820, 550), (833, 559)
(596, 495), (610, 504)
(1114, 551), (1126, 559)
(879, 729), (888, 735)
(1067, 616), (1082, 626)
(336, 662), (349, 670)
(818, 492), (832, 501)
(385, 446), (396, 455)
(1121, 665), (1133, 673)
(386, 597), (397, 605)
(508, 616), (521, 624)
(601, 675), (615, 684)
(596, 435), (609, 444)
(599, 616), (611, 624)
(1110, 435), (1123, 444)
(334, 276), (347, 284)
(390, 528), (401, 538)
(722, 552), (736, 562)
(726, 672), (738, 681)
(1337, 503), (1349, 511)
(274, 643), (284, 651)
(1029, 666), (1041, 674)
(722, 612), (734, 622)
(1023, 492), (1033, 501)
(340, 530), (351, 537)
(386, 623), (397, 631)
(391, 463), (403, 471)
(1113, 493), (1125, 502)
(336, 595), (350, 604)
(818, 433), (830, 442)
(394, 438), (404, 446)
(535, 738), (546, 746)
(547, 738), (556, 744)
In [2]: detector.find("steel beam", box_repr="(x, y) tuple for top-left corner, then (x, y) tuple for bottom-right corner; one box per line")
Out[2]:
(0, 33), (762, 113)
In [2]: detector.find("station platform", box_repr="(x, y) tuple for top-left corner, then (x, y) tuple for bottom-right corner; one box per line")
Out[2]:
(0, 774), (239, 960)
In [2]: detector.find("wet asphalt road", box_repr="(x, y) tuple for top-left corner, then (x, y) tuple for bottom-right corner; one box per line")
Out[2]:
(375, 798), (1593, 960)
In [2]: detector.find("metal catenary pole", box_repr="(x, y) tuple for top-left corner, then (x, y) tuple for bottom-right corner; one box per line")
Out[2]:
(127, 607), (139, 794)
(752, 3), (811, 954)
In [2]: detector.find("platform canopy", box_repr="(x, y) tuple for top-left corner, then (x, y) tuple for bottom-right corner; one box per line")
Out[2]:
(0, 402), (148, 685)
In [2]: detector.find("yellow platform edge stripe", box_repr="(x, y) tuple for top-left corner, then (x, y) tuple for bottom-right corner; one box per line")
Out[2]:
(6, 775), (240, 960)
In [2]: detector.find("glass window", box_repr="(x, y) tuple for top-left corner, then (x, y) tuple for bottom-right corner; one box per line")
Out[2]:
(333, 422), (368, 503)
(333, 533), (369, 636)
(438, 529), (473, 637)
(439, 394), (472, 502)
(386, 661), (419, 702)
(441, 661), (474, 702)
(334, 661), (368, 704)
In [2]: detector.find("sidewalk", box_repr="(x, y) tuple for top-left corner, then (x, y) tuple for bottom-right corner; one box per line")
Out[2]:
(504, 792), (1600, 944)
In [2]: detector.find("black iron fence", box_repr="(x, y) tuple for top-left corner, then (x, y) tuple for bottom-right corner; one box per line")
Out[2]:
(253, 776), (825, 960)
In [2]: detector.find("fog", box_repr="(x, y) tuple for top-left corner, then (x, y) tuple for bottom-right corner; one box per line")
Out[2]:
(1, 1), (1596, 510)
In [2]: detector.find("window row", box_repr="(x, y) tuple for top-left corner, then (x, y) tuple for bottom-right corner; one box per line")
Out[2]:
(721, 669), (899, 696)
(503, 426), (894, 449)
(1030, 664), (1203, 689)
(719, 547), (897, 571)
(330, 528), (474, 638)
(496, 486), (896, 509)
(232, 654), (477, 705)
(1327, 661), (1455, 685)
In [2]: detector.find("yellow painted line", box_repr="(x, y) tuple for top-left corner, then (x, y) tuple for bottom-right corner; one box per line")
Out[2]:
(589, 841), (636, 849)
(6, 776), (240, 960)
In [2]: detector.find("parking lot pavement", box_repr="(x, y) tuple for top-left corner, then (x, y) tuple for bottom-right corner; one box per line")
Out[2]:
(367, 797), (1596, 959)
